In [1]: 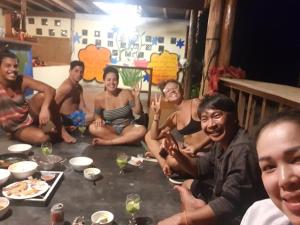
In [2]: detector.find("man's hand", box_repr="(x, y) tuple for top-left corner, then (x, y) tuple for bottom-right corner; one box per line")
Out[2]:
(39, 107), (50, 125)
(158, 213), (183, 225)
(180, 144), (198, 157)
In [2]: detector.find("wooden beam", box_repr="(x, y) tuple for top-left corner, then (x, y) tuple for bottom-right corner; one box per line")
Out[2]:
(200, 0), (225, 96)
(52, 0), (76, 13)
(27, 10), (75, 19)
(92, 0), (204, 10)
(5, 0), (20, 7)
(28, 0), (52, 11)
(183, 9), (197, 99)
(217, 0), (238, 67)
(0, 3), (15, 11)
(73, 0), (93, 13)
(41, 0), (75, 15)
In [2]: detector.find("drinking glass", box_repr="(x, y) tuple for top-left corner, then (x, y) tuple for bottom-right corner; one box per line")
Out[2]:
(41, 142), (53, 155)
(78, 122), (87, 138)
(126, 193), (141, 225)
(116, 152), (128, 175)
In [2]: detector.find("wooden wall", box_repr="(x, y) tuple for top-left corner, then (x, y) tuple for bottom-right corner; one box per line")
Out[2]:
(32, 37), (71, 65)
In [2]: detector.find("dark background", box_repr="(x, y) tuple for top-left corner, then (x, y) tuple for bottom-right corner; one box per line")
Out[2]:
(231, 0), (300, 87)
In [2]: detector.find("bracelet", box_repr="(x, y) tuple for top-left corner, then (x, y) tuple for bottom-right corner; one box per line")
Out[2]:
(183, 210), (189, 225)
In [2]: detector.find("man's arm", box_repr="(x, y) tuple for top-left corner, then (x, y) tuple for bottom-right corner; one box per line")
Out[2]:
(158, 205), (217, 225)
(22, 76), (55, 124)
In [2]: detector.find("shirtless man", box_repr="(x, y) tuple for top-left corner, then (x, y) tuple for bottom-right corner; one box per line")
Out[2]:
(55, 60), (91, 143)
(0, 50), (73, 144)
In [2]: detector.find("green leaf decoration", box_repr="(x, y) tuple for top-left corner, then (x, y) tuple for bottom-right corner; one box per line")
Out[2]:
(119, 68), (144, 88)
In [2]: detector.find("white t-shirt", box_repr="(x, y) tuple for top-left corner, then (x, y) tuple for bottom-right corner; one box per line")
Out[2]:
(241, 199), (290, 225)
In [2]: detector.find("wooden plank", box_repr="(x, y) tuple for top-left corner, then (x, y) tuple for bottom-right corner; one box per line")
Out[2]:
(28, 0), (52, 11)
(248, 97), (256, 131)
(260, 98), (267, 123)
(245, 94), (253, 130)
(27, 10), (74, 18)
(237, 91), (246, 127)
(220, 78), (300, 108)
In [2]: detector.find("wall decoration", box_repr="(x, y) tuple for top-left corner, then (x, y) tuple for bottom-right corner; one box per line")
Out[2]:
(54, 20), (61, 26)
(148, 51), (179, 84)
(82, 29), (88, 36)
(73, 32), (81, 44)
(158, 36), (164, 43)
(145, 44), (152, 51)
(94, 31), (100, 37)
(28, 18), (34, 24)
(49, 29), (55, 36)
(138, 52), (144, 58)
(82, 38), (88, 44)
(78, 44), (111, 82)
(158, 45), (164, 52)
(36, 28), (42, 35)
(41, 18), (48, 26)
(125, 51), (131, 57)
(170, 37), (176, 44)
(151, 36), (158, 45)
(95, 39), (101, 47)
(145, 35), (152, 42)
(61, 30), (68, 37)
(107, 32), (114, 39)
(112, 50), (118, 56)
(108, 41), (113, 47)
(119, 68), (144, 88)
(120, 42), (126, 48)
(176, 38), (185, 49)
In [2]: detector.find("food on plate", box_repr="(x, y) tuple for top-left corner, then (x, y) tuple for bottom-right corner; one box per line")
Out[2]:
(41, 173), (56, 182)
(2, 178), (48, 198)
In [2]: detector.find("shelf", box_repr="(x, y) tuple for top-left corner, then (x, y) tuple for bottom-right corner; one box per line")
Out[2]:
(0, 37), (37, 46)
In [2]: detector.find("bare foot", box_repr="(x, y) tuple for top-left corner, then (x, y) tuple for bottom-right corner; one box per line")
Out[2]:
(92, 137), (111, 146)
(61, 128), (76, 143)
(145, 151), (155, 158)
(174, 185), (206, 211)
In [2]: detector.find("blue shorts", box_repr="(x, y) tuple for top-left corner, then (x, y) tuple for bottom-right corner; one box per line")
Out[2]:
(62, 111), (85, 126)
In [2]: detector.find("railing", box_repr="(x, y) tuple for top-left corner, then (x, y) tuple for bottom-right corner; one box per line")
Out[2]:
(219, 77), (300, 132)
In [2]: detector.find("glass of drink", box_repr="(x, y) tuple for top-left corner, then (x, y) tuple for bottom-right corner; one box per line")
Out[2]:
(116, 152), (128, 175)
(41, 142), (53, 155)
(126, 193), (141, 225)
(78, 122), (87, 138)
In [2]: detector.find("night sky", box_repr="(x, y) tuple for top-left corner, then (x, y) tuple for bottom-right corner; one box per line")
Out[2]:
(231, 0), (300, 87)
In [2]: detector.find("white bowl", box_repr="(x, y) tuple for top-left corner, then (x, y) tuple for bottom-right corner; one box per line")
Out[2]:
(0, 197), (9, 218)
(91, 210), (114, 225)
(69, 157), (93, 171)
(8, 144), (32, 155)
(84, 167), (101, 181)
(8, 161), (38, 179)
(0, 169), (10, 186)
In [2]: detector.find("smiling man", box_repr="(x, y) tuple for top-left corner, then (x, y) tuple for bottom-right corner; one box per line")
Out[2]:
(0, 50), (70, 144)
(158, 94), (267, 225)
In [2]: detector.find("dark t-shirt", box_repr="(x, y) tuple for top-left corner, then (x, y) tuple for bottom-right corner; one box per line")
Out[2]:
(194, 128), (267, 225)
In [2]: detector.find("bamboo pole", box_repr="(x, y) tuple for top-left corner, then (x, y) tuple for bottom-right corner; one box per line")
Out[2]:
(218, 0), (238, 66)
(183, 9), (197, 99)
(21, 0), (27, 32)
(199, 0), (225, 96)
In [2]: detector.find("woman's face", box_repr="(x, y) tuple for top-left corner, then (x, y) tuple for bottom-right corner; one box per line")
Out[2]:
(162, 82), (182, 102)
(200, 108), (236, 145)
(104, 72), (118, 92)
(257, 121), (300, 225)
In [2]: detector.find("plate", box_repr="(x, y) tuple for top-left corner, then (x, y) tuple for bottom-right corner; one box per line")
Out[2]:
(8, 144), (32, 154)
(2, 179), (49, 200)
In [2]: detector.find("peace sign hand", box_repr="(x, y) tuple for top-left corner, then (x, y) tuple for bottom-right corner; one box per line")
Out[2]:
(150, 94), (162, 115)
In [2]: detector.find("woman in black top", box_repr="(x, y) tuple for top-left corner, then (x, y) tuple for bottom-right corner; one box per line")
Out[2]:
(145, 79), (211, 176)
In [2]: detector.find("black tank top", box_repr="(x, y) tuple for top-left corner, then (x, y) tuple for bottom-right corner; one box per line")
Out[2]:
(177, 100), (201, 135)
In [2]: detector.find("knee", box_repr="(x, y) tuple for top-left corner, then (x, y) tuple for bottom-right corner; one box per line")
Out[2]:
(34, 132), (49, 144)
(144, 131), (152, 143)
(136, 125), (147, 137)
